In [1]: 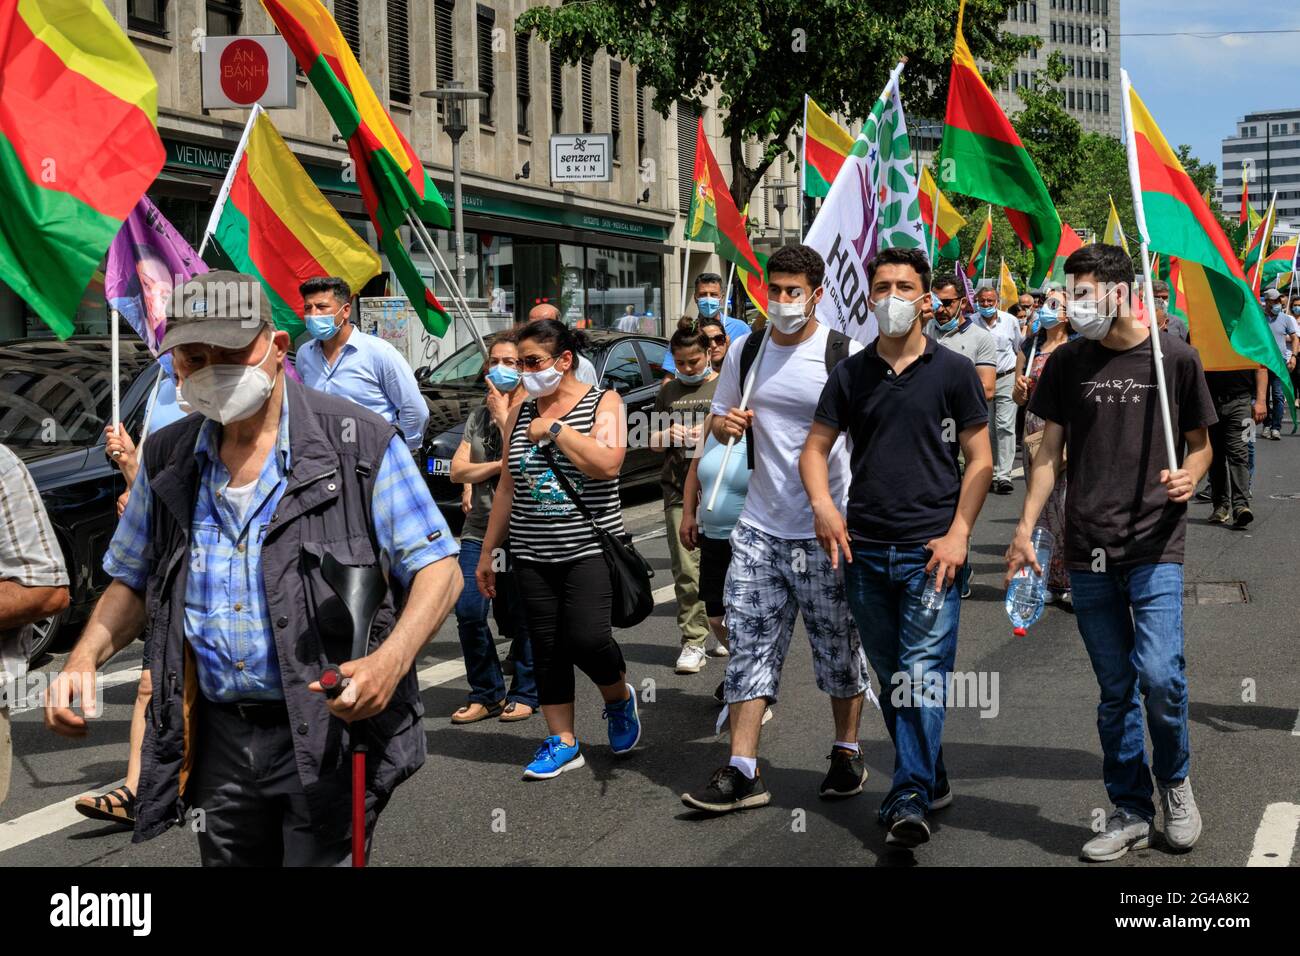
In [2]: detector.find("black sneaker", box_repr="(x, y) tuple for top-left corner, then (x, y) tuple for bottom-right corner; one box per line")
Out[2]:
(713, 680), (725, 704)
(681, 766), (771, 814)
(930, 782), (954, 811)
(884, 800), (931, 848)
(819, 746), (868, 798)
(1233, 506), (1254, 528)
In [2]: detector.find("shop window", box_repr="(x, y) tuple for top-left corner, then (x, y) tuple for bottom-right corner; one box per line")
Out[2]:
(206, 0), (241, 37)
(128, 0), (168, 36)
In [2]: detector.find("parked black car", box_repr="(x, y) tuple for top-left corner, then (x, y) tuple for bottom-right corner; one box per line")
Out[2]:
(417, 330), (670, 532)
(0, 338), (160, 661)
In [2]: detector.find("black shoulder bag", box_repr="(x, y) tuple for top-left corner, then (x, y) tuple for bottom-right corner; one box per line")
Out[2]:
(538, 442), (655, 628)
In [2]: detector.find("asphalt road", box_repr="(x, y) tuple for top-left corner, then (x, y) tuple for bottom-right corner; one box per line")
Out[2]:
(2, 443), (1298, 868)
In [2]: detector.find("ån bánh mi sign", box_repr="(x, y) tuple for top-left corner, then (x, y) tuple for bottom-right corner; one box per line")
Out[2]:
(550, 134), (612, 183)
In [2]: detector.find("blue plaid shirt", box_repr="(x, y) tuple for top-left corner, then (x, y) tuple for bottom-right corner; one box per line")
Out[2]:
(104, 401), (457, 703)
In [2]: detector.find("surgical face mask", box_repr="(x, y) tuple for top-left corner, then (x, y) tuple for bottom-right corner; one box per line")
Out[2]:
(1037, 306), (1059, 329)
(871, 293), (923, 338)
(769, 298), (812, 335)
(1269, 303), (1282, 317)
(930, 293), (943, 312)
(936, 316), (959, 333)
(485, 363), (521, 391)
(977, 304), (998, 319)
(180, 335), (278, 425)
(675, 367), (710, 385)
(1292, 305), (1300, 316)
(521, 363), (564, 398)
(696, 296), (721, 319)
(1066, 287), (1120, 340)
(304, 306), (344, 341)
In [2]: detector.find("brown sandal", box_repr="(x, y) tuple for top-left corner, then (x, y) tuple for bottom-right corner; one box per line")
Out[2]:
(451, 700), (506, 724)
(499, 701), (535, 722)
(74, 785), (136, 825)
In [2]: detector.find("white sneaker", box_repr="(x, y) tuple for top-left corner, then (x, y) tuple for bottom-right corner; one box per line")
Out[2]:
(675, 645), (708, 674)
(706, 641), (730, 658)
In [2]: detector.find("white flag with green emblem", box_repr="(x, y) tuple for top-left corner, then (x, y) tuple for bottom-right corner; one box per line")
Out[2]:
(869, 75), (924, 253)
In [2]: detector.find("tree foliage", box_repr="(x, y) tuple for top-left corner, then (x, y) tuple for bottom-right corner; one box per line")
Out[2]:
(517, 0), (1034, 208)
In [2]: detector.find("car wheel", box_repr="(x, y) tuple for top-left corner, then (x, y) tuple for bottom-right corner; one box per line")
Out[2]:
(28, 609), (66, 665)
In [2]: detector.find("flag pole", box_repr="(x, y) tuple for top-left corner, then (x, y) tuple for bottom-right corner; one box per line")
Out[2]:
(706, 323), (770, 511)
(1249, 192), (1277, 294)
(110, 308), (121, 429)
(981, 205), (990, 283)
(1120, 68), (1178, 471)
(798, 94), (808, 243)
(199, 104), (263, 260)
(679, 241), (692, 319)
(405, 210), (489, 361)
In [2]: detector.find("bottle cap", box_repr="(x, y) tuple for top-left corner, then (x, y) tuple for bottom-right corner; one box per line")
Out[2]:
(1012, 627), (1027, 638)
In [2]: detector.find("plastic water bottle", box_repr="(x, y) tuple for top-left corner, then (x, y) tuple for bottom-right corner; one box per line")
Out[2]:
(919, 568), (947, 612)
(1005, 528), (1055, 635)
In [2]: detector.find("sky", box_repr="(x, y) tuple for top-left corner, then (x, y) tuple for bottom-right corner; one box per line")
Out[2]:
(1120, 0), (1300, 182)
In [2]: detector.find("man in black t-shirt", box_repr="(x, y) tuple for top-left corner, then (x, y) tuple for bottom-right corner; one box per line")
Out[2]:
(803, 247), (992, 850)
(1007, 244), (1216, 863)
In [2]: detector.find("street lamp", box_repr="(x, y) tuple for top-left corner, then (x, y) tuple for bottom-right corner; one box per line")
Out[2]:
(765, 180), (797, 245)
(420, 80), (489, 289)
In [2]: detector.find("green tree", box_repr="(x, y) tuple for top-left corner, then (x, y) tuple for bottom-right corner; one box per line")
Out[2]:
(517, 0), (1034, 209)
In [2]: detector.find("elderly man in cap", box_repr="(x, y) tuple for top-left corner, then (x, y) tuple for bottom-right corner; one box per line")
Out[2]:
(46, 272), (462, 866)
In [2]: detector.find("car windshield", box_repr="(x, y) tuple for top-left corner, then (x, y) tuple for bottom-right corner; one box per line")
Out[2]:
(425, 342), (487, 388)
(0, 344), (137, 448)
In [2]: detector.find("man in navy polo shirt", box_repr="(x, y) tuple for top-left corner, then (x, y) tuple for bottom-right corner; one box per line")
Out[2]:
(800, 246), (992, 850)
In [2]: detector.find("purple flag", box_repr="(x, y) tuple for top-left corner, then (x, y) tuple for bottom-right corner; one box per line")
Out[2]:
(955, 261), (977, 314)
(105, 196), (208, 355)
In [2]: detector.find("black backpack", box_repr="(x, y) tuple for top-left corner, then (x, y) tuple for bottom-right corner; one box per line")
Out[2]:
(735, 327), (853, 469)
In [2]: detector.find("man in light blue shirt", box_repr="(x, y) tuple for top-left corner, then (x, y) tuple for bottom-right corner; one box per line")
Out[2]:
(662, 272), (751, 376)
(295, 277), (430, 450)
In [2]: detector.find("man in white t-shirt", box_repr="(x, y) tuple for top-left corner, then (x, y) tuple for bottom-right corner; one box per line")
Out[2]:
(680, 244), (870, 816)
(1263, 289), (1298, 439)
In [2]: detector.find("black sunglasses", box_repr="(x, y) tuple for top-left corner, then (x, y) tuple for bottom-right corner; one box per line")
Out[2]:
(705, 333), (727, 346)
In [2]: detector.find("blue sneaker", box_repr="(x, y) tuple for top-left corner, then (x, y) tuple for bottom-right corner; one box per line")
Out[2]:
(522, 735), (585, 780)
(603, 682), (641, 754)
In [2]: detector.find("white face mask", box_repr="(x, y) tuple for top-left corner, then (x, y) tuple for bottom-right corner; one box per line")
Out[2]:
(521, 363), (565, 398)
(1066, 286), (1120, 340)
(872, 293), (923, 338)
(180, 336), (278, 425)
(769, 298), (812, 335)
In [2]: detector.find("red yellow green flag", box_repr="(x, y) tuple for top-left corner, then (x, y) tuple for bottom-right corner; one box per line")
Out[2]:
(1240, 194), (1277, 293)
(0, 0), (165, 339)
(966, 206), (991, 279)
(1048, 222), (1084, 287)
(803, 97), (854, 199)
(937, 0), (1061, 286)
(919, 166), (966, 261)
(261, 0), (451, 335)
(205, 108), (382, 339)
(999, 258), (1017, 310)
(1262, 237), (1298, 287)
(1127, 80), (1288, 392)
(686, 117), (762, 279)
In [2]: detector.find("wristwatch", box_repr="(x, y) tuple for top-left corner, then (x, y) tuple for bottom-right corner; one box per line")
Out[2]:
(540, 420), (564, 446)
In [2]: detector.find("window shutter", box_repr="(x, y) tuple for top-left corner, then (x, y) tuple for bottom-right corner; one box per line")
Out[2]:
(580, 55), (593, 134)
(677, 101), (699, 215)
(334, 0), (361, 59)
(516, 32), (531, 135)
(387, 0), (410, 105)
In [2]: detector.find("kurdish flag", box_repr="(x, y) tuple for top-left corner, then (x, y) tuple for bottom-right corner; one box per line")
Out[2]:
(1104, 195), (1130, 253)
(938, 0), (1060, 286)
(261, 0), (451, 335)
(204, 107), (381, 340)
(1240, 193), (1277, 293)
(686, 117), (762, 279)
(1048, 222), (1084, 287)
(803, 97), (855, 199)
(919, 166), (966, 261)
(738, 249), (769, 318)
(966, 206), (992, 279)
(1125, 76), (1290, 394)
(1262, 237), (1298, 287)
(0, 0), (165, 339)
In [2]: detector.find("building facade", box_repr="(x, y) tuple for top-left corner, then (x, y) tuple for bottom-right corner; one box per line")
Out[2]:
(1221, 109), (1300, 243)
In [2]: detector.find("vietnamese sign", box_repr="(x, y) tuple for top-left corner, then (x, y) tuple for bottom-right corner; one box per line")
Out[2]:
(550, 134), (612, 183)
(201, 36), (296, 110)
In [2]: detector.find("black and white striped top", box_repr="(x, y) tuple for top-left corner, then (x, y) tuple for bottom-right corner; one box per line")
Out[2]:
(508, 387), (624, 563)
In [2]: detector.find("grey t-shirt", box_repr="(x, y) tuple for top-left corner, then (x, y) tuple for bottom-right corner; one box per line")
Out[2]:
(460, 404), (501, 542)
(923, 319), (998, 369)
(1162, 314), (1189, 343)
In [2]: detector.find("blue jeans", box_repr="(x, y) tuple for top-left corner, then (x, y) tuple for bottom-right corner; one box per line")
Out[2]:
(844, 546), (959, 820)
(1069, 563), (1189, 822)
(454, 540), (537, 708)
(1268, 371), (1287, 431)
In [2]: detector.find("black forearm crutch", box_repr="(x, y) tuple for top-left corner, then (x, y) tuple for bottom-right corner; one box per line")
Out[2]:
(315, 552), (386, 868)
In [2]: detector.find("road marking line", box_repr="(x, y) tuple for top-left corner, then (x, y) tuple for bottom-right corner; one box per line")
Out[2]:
(1247, 802), (1300, 867)
(0, 778), (126, 855)
(1292, 709), (1300, 736)
(0, 585), (679, 855)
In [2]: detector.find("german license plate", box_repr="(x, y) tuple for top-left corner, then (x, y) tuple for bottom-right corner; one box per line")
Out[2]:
(426, 457), (453, 477)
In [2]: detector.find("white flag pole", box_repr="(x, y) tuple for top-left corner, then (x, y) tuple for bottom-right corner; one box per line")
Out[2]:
(678, 241), (692, 319)
(1120, 69), (1177, 471)
(1249, 192), (1277, 294)
(199, 104), (262, 259)
(798, 94), (808, 243)
(405, 210), (489, 361)
(110, 308), (121, 430)
(706, 323), (770, 511)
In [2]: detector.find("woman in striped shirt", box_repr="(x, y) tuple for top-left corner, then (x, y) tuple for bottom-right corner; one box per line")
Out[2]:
(475, 319), (641, 779)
